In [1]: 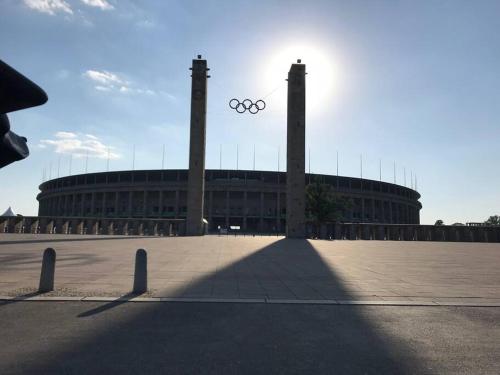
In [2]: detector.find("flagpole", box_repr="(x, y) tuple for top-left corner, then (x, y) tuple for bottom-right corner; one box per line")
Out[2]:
(161, 144), (165, 169)
(106, 147), (110, 172)
(132, 144), (135, 170)
(336, 150), (339, 190)
(360, 154), (363, 179)
(336, 150), (339, 176)
(308, 148), (311, 174)
(253, 144), (255, 171)
(278, 146), (280, 172)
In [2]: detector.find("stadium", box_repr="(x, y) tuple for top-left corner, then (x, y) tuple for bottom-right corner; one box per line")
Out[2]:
(37, 169), (422, 233)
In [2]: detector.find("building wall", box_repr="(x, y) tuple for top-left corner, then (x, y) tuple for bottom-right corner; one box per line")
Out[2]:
(37, 169), (422, 232)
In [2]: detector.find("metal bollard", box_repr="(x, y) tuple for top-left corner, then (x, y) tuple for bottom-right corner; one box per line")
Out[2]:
(133, 248), (147, 294)
(39, 247), (56, 293)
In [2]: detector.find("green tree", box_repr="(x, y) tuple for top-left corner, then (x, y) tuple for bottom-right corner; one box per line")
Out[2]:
(484, 215), (500, 225)
(434, 219), (444, 226)
(306, 180), (352, 233)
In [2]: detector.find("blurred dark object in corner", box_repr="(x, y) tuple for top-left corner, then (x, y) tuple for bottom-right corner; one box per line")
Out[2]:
(0, 60), (48, 169)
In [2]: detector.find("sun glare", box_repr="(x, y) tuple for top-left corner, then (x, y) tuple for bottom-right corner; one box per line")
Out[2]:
(261, 43), (337, 115)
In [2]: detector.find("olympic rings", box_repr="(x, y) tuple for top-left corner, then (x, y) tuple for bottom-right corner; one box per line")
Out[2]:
(228, 98), (266, 114)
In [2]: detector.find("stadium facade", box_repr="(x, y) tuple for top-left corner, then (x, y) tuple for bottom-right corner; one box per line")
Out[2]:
(37, 169), (421, 233)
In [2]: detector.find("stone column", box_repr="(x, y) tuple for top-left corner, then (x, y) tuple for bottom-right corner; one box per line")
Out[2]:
(174, 190), (179, 218)
(143, 190), (148, 218)
(76, 219), (84, 235)
(334, 223), (342, 240)
(114, 192), (119, 217)
(276, 192), (281, 233)
(128, 191), (133, 218)
(30, 219), (40, 234)
(102, 192), (107, 218)
(0, 219), (7, 233)
(186, 55), (209, 236)
(225, 191), (230, 228)
(80, 194), (85, 217)
(91, 220), (99, 235)
(243, 191), (247, 231)
(62, 220), (69, 234)
(107, 221), (114, 235)
(381, 200), (385, 223)
(376, 225), (385, 240)
(286, 60), (306, 238)
(158, 191), (163, 218)
(56, 196), (61, 216)
(71, 194), (76, 216)
(64, 195), (69, 216)
(259, 192), (264, 232)
(90, 193), (95, 217)
(120, 221), (128, 235)
(208, 190), (213, 225)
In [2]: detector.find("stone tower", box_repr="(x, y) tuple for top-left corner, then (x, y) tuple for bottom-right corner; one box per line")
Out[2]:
(286, 60), (306, 238)
(186, 55), (209, 236)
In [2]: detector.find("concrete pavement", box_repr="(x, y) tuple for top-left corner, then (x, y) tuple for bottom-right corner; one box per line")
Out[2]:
(1, 234), (500, 304)
(1, 234), (499, 374)
(0, 301), (499, 374)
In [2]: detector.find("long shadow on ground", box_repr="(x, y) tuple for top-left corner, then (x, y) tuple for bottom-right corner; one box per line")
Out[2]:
(0, 253), (103, 269)
(0, 236), (150, 246)
(1, 239), (431, 374)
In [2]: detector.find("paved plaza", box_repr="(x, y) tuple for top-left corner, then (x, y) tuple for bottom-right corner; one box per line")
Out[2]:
(1, 234), (499, 374)
(1, 233), (500, 304)
(1, 301), (499, 374)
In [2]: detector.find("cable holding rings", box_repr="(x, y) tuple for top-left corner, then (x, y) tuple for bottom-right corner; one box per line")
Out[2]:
(229, 98), (266, 114)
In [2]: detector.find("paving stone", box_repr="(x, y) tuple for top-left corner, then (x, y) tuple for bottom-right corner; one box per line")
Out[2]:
(1, 234), (500, 304)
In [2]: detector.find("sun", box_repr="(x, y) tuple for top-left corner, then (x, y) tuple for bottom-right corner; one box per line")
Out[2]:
(260, 43), (337, 115)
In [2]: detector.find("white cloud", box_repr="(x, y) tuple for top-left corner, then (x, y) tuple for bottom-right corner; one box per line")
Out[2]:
(39, 132), (120, 159)
(83, 69), (159, 96)
(55, 131), (77, 139)
(95, 85), (111, 91)
(23, 0), (73, 15)
(136, 88), (155, 95)
(84, 70), (124, 86)
(80, 0), (114, 10)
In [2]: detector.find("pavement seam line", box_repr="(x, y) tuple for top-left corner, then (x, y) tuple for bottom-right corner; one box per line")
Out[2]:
(1, 296), (500, 306)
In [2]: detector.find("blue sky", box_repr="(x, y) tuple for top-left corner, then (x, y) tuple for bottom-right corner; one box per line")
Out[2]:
(1, 0), (499, 224)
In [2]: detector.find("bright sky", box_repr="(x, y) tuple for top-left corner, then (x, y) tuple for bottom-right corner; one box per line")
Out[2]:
(1, 0), (499, 224)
